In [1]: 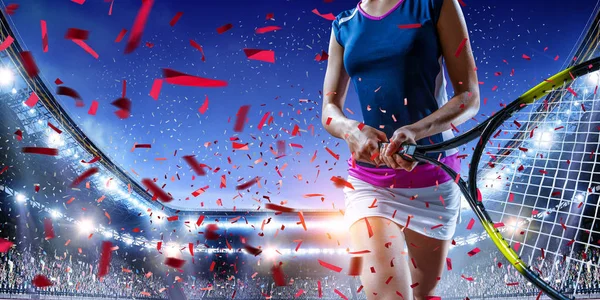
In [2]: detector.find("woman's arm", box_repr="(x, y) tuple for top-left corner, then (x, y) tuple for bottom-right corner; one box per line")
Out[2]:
(322, 28), (387, 165)
(383, 0), (480, 167)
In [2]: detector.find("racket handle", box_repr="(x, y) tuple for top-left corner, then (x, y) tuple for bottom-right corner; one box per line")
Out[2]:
(397, 143), (417, 162)
(377, 142), (418, 162)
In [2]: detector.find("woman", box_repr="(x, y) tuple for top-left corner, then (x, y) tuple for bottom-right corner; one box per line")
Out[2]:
(321, 0), (479, 298)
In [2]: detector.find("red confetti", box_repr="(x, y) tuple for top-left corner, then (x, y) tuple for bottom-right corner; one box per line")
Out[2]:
(24, 92), (39, 107)
(331, 176), (354, 189)
(216, 23), (233, 34)
(165, 257), (186, 269)
(467, 247), (480, 257)
(98, 241), (112, 277)
(0, 35), (14, 51)
(115, 29), (127, 43)
(0, 238), (13, 253)
(57, 86), (84, 107)
(318, 259), (342, 273)
(334, 289), (348, 300)
(88, 100), (99, 115)
(365, 217), (374, 238)
(446, 258), (452, 270)
(72, 39), (99, 59)
(315, 50), (329, 62)
(234, 105), (251, 132)
(32, 275), (53, 288)
(466, 218), (475, 230)
(71, 167), (98, 187)
(256, 26), (281, 34)
(265, 203), (296, 213)
(183, 155), (206, 176)
(243, 48), (275, 63)
(124, 0), (154, 54)
(141, 178), (173, 202)
(243, 244), (262, 256)
(325, 147), (340, 160)
(199, 95), (209, 114)
(204, 224), (220, 240)
(65, 28), (89, 40)
(190, 40), (206, 61)
(43, 219), (55, 240)
(20, 51), (39, 78)
(455, 38), (468, 57)
(311, 8), (335, 20)
(236, 176), (260, 190)
(4, 3), (19, 15)
(196, 215), (205, 227)
(41, 20), (48, 52)
(111, 97), (131, 119)
(169, 12), (183, 27)
(22, 147), (58, 156)
(14, 129), (22, 141)
(522, 54), (531, 60)
(163, 68), (227, 87)
(149, 79), (163, 100)
(398, 23), (421, 29)
(271, 264), (286, 286)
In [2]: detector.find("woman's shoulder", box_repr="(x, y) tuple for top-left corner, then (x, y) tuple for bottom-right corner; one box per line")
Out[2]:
(334, 6), (358, 26)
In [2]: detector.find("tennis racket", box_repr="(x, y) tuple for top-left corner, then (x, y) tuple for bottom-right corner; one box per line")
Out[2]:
(384, 56), (600, 300)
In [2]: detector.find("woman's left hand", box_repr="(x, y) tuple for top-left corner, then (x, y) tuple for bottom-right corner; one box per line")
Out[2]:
(381, 126), (419, 171)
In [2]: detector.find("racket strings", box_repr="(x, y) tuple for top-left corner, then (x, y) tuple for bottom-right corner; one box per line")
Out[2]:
(477, 74), (600, 293)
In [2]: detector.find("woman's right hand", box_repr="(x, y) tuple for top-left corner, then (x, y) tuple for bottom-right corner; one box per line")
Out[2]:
(344, 122), (388, 166)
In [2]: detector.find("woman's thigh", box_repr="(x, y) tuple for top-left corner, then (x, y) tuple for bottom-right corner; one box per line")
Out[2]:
(349, 216), (413, 300)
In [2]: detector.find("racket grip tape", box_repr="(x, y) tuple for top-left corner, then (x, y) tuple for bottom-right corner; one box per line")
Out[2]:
(376, 142), (418, 162)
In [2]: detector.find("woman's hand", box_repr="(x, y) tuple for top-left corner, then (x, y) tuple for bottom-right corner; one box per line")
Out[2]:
(344, 122), (388, 166)
(381, 126), (418, 171)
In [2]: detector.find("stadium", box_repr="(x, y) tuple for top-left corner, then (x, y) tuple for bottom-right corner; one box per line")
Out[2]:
(0, 0), (599, 300)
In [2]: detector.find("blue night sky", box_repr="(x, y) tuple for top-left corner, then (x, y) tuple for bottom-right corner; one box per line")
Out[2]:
(6, 0), (597, 210)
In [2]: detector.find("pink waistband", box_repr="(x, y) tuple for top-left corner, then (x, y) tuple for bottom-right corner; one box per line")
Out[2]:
(347, 154), (461, 189)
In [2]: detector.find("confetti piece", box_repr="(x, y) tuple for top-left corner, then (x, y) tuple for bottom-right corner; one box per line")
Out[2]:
(334, 289), (348, 300)
(364, 217), (374, 238)
(398, 23), (421, 29)
(20, 51), (39, 78)
(22, 147), (58, 156)
(318, 259), (342, 273)
(40, 20), (48, 52)
(271, 264), (286, 286)
(234, 105), (250, 132)
(163, 68), (227, 87)
(111, 97), (131, 119)
(71, 0), (85, 4)
(204, 224), (220, 240)
(4, 3), (18, 15)
(57, 86), (84, 107)
(522, 54), (531, 60)
(71, 167), (98, 187)
(98, 241), (112, 277)
(72, 39), (99, 59)
(88, 100), (99, 115)
(257, 112), (270, 130)
(236, 176), (260, 190)
(348, 257), (363, 276)
(0, 35), (14, 51)
(169, 12), (183, 27)
(149, 79), (163, 100)
(199, 95), (209, 114)
(265, 203), (296, 212)
(65, 28), (89, 40)
(454, 38), (467, 57)
(183, 155), (206, 176)
(115, 29), (127, 43)
(243, 48), (275, 63)
(0, 238), (13, 253)
(243, 244), (262, 256)
(256, 26), (281, 34)
(32, 275), (52, 288)
(446, 258), (452, 270)
(312, 8), (335, 20)
(124, 0), (154, 54)
(331, 176), (354, 189)
(466, 218), (475, 230)
(141, 178), (173, 202)
(216, 23), (233, 34)
(165, 257), (186, 269)
(298, 211), (307, 231)
(190, 39), (206, 61)
(325, 147), (340, 160)
(43, 219), (55, 240)
(315, 50), (329, 62)
(467, 247), (480, 257)
(23, 92), (40, 108)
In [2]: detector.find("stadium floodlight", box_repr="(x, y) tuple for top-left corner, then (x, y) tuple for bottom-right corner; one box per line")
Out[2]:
(78, 219), (94, 234)
(11, 88), (16, 94)
(47, 132), (64, 147)
(166, 245), (180, 258)
(50, 210), (60, 219)
(0, 68), (13, 85)
(15, 193), (26, 203)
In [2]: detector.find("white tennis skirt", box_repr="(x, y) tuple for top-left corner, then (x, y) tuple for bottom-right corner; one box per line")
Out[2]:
(343, 175), (462, 240)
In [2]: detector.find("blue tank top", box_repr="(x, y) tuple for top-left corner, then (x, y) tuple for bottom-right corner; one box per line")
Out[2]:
(332, 0), (457, 158)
